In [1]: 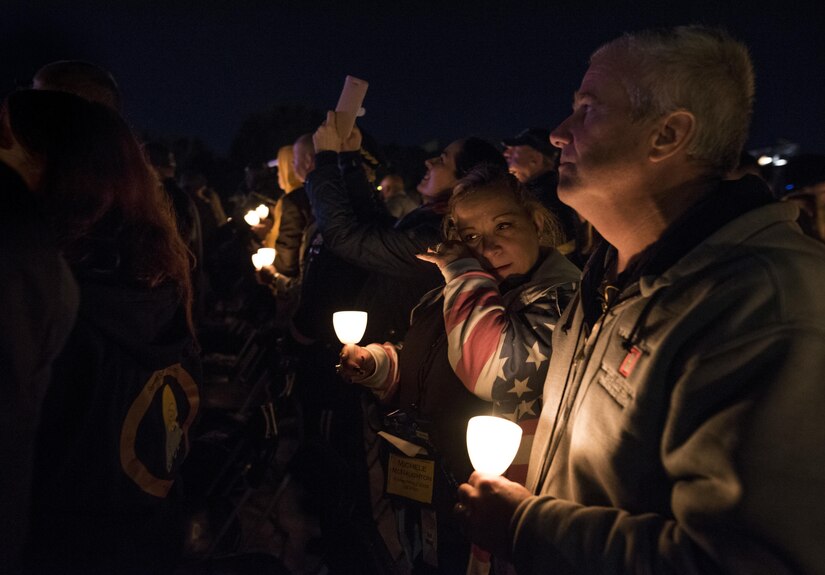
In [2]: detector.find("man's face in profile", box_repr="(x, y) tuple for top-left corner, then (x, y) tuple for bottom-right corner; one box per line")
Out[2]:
(379, 175), (404, 200)
(503, 144), (545, 183)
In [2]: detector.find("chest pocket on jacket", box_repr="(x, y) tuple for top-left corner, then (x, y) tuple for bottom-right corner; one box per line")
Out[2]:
(596, 365), (634, 408)
(591, 305), (649, 409)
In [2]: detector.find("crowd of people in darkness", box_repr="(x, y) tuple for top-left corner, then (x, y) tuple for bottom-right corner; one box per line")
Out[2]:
(2, 24), (825, 575)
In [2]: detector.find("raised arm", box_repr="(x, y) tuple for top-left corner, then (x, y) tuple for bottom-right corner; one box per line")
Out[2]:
(306, 157), (440, 277)
(306, 115), (441, 278)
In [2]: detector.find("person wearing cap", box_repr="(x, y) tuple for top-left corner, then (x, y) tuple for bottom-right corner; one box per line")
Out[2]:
(503, 128), (582, 261)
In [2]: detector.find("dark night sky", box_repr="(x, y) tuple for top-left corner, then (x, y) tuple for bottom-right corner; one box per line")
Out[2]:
(3, 0), (824, 158)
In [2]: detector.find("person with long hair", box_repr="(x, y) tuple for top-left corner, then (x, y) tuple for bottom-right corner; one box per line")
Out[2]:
(262, 143), (304, 250)
(4, 89), (201, 574)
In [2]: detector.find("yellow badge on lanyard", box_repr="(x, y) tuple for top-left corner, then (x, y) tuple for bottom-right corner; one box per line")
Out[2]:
(386, 453), (435, 504)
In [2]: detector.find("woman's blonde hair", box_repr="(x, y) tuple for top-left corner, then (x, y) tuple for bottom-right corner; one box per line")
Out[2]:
(277, 144), (302, 194)
(443, 163), (563, 247)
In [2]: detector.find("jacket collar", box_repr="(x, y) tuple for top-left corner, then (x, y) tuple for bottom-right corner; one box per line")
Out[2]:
(581, 175), (776, 326)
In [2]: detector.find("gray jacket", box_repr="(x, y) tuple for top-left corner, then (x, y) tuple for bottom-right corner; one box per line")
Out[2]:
(513, 200), (825, 574)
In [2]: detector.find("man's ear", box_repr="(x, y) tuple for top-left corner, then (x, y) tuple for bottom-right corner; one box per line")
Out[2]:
(649, 110), (695, 162)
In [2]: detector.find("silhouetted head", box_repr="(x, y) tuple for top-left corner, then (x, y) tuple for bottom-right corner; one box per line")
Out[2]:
(32, 60), (122, 110)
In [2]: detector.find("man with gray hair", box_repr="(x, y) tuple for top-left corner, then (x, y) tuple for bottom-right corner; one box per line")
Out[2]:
(455, 26), (825, 574)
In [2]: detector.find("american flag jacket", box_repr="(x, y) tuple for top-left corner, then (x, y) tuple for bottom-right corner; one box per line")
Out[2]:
(359, 248), (578, 483)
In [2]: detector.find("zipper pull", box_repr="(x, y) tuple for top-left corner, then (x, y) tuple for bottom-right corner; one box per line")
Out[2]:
(601, 284), (621, 313)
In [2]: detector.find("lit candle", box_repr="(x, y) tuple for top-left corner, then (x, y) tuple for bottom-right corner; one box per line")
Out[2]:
(256, 247), (276, 267)
(255, 203), (270, 219)
(244, 210), (261, 226)
(251, 252), (264, 270)
(466, 415), (522, 475)
(332, 311), (368, 344)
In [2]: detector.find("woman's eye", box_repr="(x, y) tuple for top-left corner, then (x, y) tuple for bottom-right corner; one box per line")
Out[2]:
(496, 222), (512, 231)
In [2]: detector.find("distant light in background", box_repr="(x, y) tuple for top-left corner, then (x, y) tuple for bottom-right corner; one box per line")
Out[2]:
(751, 141), (799, 169)
(251, 247), (276, 270)
(258, 247), (275, 266)
(244, 210), (261, 226)
(255, 203), (270, 219)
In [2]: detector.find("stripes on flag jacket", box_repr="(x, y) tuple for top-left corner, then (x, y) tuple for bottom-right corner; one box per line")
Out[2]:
(357, 247), (578, 483)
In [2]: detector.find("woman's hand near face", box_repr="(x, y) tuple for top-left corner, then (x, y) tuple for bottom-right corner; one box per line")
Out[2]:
(337, 344), (375, 382)
(313, 111), (343, 153)
(416, 240), (473, 270)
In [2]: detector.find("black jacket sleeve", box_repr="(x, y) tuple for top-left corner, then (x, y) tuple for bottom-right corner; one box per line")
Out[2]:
(306, 152), (442, 278)
(273, 188), (313, 278)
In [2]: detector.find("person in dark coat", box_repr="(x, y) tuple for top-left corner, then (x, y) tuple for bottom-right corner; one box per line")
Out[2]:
(503, 127), (594, 267)
(307, 111), (507, 344)
(5, 89), (200, 574)
(0, 102), (79, 573)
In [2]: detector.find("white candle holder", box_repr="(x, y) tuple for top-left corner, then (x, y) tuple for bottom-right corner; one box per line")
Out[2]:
(333, 311), (368, 344)
(256, 247), (276, 267)
(466, 415), (522, 475)
(244, 210), (261, 226)
(255, 203), (270, 219)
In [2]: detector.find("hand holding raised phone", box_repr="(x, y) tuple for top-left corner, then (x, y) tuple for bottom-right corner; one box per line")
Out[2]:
(313, 111), (343, 153)
(312, 76), (369, 153)
(334, 75), (368, 139)
(313, 110), (363, 154)
(313, 76), (368, 153)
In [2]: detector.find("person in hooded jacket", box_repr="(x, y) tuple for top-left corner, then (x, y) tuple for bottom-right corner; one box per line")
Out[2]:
(6, 89), (200, 574)
(455, 26), (825, 575)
